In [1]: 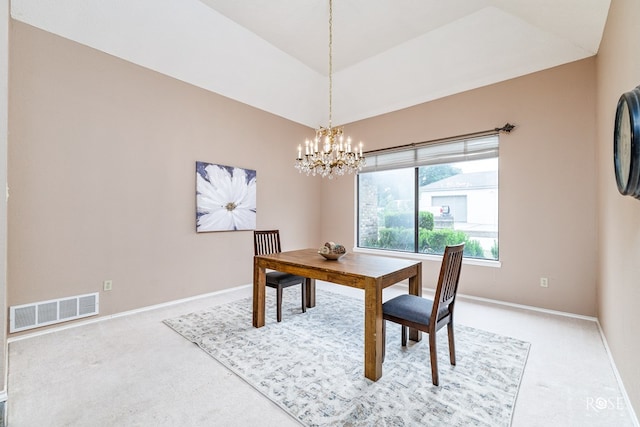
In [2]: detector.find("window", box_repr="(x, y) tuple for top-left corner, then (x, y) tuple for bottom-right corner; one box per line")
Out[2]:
(357, 135), (499, 260)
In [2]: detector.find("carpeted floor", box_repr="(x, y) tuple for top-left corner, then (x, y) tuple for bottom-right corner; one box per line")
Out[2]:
(165, 288), (530, 426)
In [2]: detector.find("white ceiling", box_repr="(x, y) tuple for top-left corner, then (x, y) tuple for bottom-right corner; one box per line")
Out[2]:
(11, 0), (611, 128)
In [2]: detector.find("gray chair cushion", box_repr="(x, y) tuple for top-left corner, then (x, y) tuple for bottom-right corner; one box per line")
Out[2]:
(382, 294), (449, 327)
(266, 271), (304, 287)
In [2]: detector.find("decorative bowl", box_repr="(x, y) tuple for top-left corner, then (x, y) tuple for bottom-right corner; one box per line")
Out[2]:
(319, 252), (345, 260)
(318, 241), (346, 260)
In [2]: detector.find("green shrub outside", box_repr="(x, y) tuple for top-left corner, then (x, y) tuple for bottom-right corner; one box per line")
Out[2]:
(419, 228), (464, 252)
(422, 229), (484, 257)
(377, 227), (415, 251)
(362, 211), (489, 259)
(367, 227), (485, 258)
(419, 211), (434, 230)
(418, 229), (484, 256)
(384, 211), (434, 230)
(384, 212), (413, 228)
(461, 239), (484, 258)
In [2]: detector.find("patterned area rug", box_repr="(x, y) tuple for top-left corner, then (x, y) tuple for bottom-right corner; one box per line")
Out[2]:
(164, 289), (530, 426)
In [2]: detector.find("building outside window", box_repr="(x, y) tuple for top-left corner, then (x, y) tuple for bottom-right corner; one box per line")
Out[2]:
(357, 135), (499, 260)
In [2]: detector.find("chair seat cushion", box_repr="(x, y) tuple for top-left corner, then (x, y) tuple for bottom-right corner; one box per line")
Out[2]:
(266, 271), (305, 287)
(382, 294), (449, 327)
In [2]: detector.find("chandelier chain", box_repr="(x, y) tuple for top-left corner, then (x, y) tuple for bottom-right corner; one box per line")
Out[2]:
(328, 0), (333, 128)
(294, 0), (365, 179)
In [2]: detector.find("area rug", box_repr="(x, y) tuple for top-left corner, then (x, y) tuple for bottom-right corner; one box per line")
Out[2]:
(164, 288), (530, 426)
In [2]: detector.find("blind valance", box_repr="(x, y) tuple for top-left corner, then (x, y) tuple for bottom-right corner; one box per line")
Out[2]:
(361, 134), (499, 173)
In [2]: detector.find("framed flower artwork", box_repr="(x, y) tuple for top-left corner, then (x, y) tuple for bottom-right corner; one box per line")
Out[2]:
(196, 161), (256, 232)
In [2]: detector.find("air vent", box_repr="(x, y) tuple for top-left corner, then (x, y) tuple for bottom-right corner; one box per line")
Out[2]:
(9, 292), (99, 333)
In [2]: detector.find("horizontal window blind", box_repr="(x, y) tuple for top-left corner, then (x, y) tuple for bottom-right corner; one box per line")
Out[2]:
(361, 135), (499, 173)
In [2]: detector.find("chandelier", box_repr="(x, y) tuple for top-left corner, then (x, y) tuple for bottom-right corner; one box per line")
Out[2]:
(295, 0), (365, 178)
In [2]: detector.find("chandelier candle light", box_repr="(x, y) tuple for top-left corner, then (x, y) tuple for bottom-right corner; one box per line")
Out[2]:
(295, 0), (365, 178)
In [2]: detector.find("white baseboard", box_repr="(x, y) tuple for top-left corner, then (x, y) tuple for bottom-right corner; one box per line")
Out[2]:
(7, 281), (596, 342)
(595, 320), (640, 427)
(455, 292), (598, 322)
(7, 284), (252, 343)
(390, 282), (597, 321)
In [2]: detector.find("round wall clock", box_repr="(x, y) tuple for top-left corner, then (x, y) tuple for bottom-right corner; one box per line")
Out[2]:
(614, 86), (640, 198)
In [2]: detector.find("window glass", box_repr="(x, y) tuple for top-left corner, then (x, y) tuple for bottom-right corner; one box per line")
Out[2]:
(357, 136), (499, 260)
(358, 168), (415, 252)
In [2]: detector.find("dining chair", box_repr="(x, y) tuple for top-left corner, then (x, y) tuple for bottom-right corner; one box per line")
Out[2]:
(382, 243), (465, 386)
(253, 230), (307, 322)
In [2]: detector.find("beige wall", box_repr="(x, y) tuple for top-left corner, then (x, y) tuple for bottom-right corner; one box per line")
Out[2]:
(596, 0), (640, 416)
(7, 21), (322, 321)
(0, 0), (8, 399)
(321, 57), (598, 317)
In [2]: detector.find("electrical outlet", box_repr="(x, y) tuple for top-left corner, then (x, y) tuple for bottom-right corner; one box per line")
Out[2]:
(103, 280), (113, 291)
(540, 277), (549, 288)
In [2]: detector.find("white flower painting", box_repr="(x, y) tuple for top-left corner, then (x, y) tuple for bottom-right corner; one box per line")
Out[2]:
(196, 162), (256, 232)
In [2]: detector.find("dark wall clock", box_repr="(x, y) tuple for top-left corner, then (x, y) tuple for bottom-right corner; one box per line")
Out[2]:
(614, 86), (640, 199)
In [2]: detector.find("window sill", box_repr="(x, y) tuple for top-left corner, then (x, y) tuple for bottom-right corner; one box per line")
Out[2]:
(352, 247), (502, 268)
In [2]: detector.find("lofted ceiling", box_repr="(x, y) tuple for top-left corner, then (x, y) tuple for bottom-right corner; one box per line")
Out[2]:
(11, 0), (611, 128)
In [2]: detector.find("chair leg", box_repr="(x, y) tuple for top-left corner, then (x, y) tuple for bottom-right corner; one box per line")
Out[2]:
(401, 325), (407, 346)
(382, 320), (386, 362)
(276, 286), (283, 322)
(304, 278), (315, 308)
(300, 281), (306, 314)
(429, 331), (439, 386)
(447, 322), (456, 365)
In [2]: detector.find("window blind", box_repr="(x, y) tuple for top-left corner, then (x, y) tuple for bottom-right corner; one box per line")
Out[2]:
(360, 134), (499, 173)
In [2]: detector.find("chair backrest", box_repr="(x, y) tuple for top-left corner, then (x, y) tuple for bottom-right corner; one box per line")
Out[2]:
(431, 243), (465, 321)
(254, 230), (282, 256)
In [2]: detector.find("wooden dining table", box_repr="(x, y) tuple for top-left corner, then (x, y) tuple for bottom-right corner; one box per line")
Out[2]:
(253, 248), (423, 381)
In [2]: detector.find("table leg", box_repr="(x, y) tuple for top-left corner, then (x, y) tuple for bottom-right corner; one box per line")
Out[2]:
(408, 264), (423, 342)
(363, 278), (383, 381)
(305, 278), (316, 308)
(252, 258), (266, 328)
